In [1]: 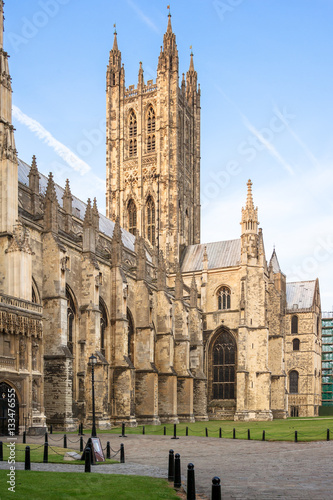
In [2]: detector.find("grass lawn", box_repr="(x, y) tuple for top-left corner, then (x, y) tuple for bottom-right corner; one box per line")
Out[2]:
(71, 417), (333, 442)
(0, 471), (180, 499)
(1, 443), (118, 465)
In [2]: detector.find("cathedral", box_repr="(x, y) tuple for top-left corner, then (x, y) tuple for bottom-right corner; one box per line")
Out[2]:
(0, 5), (322, 434)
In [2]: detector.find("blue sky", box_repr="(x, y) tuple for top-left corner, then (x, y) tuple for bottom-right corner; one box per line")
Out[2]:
(4, 0), (333, 310)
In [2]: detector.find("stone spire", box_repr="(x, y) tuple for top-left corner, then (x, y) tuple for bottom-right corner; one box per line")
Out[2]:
(157, 12), (178, 73)
(83, 198), (97, 253)
(62, 179), (73, 233)
(241, 180), (259, 261)
(138, 61), (144, 88)
(83, 198), (93, 228)
(0, 1), (3, 51)
(0, 1), (18, 233)
(112, 28), (118, 51)
(62, 179), (72, 213)
(241, 179), (259, 235)
(269, 248), (282, 274)
(28, 155), (40, 214)
(92, 197), (99, 231)
(190, 274), (198, 307)
(28, 155), (39, 194)
(111, 217), (123, 266)
(44, 173), (58, 233)
(107, 25), (123, 87)
(186, 50), (198, 104)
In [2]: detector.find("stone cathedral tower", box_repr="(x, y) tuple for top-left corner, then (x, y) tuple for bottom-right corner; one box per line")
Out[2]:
(106, 14), (201, 265)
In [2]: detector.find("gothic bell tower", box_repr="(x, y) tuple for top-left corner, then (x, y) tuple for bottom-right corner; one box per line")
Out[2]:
(106, 13), (201, 266)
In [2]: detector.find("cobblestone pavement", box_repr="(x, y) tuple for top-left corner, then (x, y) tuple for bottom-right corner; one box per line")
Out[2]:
(2, 434), (333, 499)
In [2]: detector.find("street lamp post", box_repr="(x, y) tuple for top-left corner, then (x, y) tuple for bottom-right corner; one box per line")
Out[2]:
(88, 354), (97, 437)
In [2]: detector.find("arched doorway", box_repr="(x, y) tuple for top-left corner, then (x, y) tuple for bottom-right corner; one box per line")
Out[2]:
(0, 382), (19, 435)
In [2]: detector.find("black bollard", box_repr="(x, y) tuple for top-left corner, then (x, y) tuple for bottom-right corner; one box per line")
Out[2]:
(327, 429), (330, 441)
(80, 436), (83, 453)
(50, 425), (53, 434)
(23, 431), (26, 444)
(186, 426), (188, 437)
(44, 432), (48, 444)
(85, 447), (91, 473)
(106, 441), (111, 459)
(233, 428), (236, 439)
(64, 434), (67, 449)
(187, 463), (196, 500)
(168, 449), (175, 481)
(205, 427), (208, 437)
(164, 426), (166, 436)
(43, 442), (48, 463)
(0, 442), (2, 461)
(120, 443), (125, 463)
(174, 453), (181, 489)
(142, 425), (145, 435)
(247, 429), (251, 440)
(219, 428), (222, 439)
(25, 446), (31, 471)
(262, 430), (265, 441)
(295, 431), (298, 443)
(120, 422), (127, 438)
(211, 476), (222, 500)
(171, 423), (179, 440)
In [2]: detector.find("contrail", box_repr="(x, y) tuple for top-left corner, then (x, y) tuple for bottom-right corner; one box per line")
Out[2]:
(12, 105), (91, 175)
(215, 85), (295, 175)
(126, 0), (160, 34)
(242, 116), (295, 176)
(273, 105), (320, 169)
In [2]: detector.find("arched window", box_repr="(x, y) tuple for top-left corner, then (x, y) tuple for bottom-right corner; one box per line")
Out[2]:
(129, 110), (137, 137)
(128, 199), (137, 235)
(99, 299), (108, 355)
(66, 286), (76, 355)
(217, 287), (231, 310)
(291, 315), (298, 334)
(129, 138), (137, 157)
(127, 308), (134, 364)
(212, 331), (236, 400)
(129, 110), (137, 157)
(289, 370), (299, 394)
(146, 106), (156, 152)
(293, 338), (300, 351)
(146, 196), (155, 246)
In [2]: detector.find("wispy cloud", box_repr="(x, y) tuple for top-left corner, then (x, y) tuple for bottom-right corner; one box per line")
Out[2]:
(12, 105), (91, 175)
(242, 116), (295, 175)
(215, 85), (295, 175)
(126, 0), (160, 34)
(273, 104), (320, 169)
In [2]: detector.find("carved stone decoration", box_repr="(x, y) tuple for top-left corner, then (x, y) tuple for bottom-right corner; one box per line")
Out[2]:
(19, 337), (26, 369)
(6, 221), (34, 254)
(32, 380), (38, 409)
(32, 341), (39, 371)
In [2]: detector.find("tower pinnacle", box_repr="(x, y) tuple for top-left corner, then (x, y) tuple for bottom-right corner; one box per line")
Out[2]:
(0, 1), (3, 49)
(241, 179), (258, 235)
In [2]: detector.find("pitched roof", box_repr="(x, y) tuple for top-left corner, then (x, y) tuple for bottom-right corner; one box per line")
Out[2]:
(181, 239), (241, 273)
(269, 249), (281, 274)
(286, 281), (316, 311)
(18, 158), (137, 254)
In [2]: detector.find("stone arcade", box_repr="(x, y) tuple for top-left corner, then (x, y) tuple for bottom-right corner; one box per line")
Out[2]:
(0, 5), (322, 433)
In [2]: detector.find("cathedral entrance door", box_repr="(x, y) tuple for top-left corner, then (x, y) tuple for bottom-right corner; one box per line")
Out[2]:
(0, 383), (19, 435)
